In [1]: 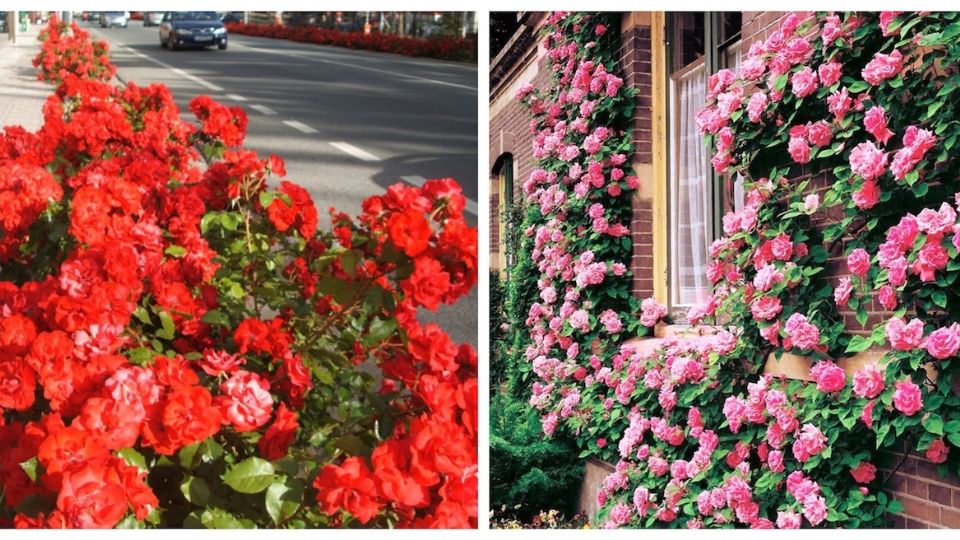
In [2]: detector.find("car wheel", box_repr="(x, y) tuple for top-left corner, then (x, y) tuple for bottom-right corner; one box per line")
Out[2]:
(218, 42), (227, 50)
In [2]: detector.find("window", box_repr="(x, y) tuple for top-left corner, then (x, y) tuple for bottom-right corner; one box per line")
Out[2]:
(666, 12), (742, 308)
(492, 154), (514, 272)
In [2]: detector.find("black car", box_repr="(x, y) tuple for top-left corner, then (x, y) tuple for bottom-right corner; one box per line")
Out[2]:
(159, 11), (228, 51)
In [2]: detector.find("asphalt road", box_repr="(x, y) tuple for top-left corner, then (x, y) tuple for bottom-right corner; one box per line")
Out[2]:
(85, 21), (478, 346)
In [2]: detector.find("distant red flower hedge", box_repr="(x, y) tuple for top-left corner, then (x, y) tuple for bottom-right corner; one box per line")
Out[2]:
(224, 23), (477, 63)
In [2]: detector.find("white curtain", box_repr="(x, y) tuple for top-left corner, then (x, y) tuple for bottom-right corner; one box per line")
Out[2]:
(671, 62), (710, 306)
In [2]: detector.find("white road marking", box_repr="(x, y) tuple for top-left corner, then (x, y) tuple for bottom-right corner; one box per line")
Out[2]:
(250, 104), (277, 115)
(229, 42), (474, 91)
(283, 120), (318, 134)
(401, 175), (427, 186)
(121, 46), (224, 91)
(330, 142), (381, 162)
(402, 176), (477, 216)
(227, 93), (247, 101)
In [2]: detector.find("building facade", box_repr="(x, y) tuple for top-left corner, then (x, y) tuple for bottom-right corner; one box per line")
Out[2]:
(490, 11), (960, 528)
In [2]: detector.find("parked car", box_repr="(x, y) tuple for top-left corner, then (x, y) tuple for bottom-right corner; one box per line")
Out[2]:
(143, 12), (165, 27)
(100, 11), (129, 28)
(159, 12), (228, 51)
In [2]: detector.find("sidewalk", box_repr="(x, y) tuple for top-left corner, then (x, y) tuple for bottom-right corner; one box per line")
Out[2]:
(0, 27), (48, 131)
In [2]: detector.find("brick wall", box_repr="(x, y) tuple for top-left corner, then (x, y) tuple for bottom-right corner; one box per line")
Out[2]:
(619, 20), (656, 300)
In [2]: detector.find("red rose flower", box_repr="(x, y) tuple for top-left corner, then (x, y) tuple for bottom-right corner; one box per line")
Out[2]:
(313, 457), (383, 524)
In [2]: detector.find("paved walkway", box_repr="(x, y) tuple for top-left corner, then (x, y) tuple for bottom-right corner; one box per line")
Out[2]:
(0, 27), (48, 131)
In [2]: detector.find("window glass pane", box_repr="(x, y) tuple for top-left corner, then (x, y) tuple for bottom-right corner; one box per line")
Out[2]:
(669, 62), (711, 307)
(670, 12), (705, 72)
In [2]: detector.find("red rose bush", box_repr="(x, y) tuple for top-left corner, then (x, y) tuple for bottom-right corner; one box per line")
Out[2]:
(513, 11), (960, 529)
(0, 17), (477, 529)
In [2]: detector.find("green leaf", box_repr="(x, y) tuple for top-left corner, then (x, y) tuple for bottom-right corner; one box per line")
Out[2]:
(924, 414), (945, 436)
(180, 475), (211, 505)
(265, 477), (304, 525)
(165, 245), (187, 258)
(222, 457), (275, 494)
(363, 317), (397, 348)
(947, 432), (960, 447)
(931, 290), (948, 309)
(220, 212), (242, 231)
(848, 81), (869, 93)
(179, 438), (224, 470)
(201, 310), (230, 326)
(118, 448), (148, 472)
(156, 311), (176, 340)
(19, 457), (38, 482)
(845, 335), (872, 354)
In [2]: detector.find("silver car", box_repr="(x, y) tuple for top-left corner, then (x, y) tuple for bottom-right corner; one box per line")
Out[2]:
(100, 11), (129, 28)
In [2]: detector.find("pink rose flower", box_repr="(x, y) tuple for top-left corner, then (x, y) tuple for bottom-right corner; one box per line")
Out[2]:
(818, 61), (842, 87)
(788, 136), (811, 164)
(770, 233), (794, 260)
(791, 66), (818, 98)
(217, 370), (274, 432)
(806, 120), (833, 147)
(913, 240), (948, 282)
(803, 193), (820, 214)
(747, 91), (769, 123)
(923, 323), (960, 360)
(861, 400), (876, 428)
(792, 423), (827, 462)
(862, 49), (904, 85)
(849, 141), (888, 180)
(915, 202), (957, 236)
(847, 248), (871, 278)
(852, 179), (880, 209)
(827, 87), (852, 120)
(891, 126), (937, 180)
(776, 511), (802, 529)
(850, 461), (877, 483)
(810, 360), (846, 393)
(784, 313), (820, 350)
(853, 363), (885, 399)
(751, 296), (783, 321)
(878, 285), (898, 310)
(864, 106), (894, 145)
(885, 317), (925, 350)
(803, 496), (828, 526)
(892, 379), (923, 416)
(879, 12), (903, 36)
(833, 276), (853, 307)
(926, 439), (949, 464)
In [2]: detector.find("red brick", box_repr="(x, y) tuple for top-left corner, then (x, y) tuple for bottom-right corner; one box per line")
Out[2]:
(898, 495), (941, 524)
(929, 483), (954, 506)
(942, 508), (960, 528)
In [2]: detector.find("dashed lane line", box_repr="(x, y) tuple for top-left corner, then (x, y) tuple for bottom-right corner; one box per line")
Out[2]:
(227, 93), (247, 101)
(329, 142), (380, 162)
(283, 120), (318, 134)
(120, 46), (224, 92)
(250, 104), (278, 115)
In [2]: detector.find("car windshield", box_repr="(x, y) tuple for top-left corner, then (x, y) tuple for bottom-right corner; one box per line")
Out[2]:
(107, 12), (124, 16)
(171, 12), (218, 21)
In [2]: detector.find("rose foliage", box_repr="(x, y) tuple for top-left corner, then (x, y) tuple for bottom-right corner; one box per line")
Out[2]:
(0, 17), (477, 529)
(516, 11), (960, 529)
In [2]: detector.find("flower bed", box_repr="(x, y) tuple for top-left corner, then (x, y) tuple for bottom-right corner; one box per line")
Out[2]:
(0, 16), (477, 529)
(224, 23), (477, 63)
(512, 10), (960, 529)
